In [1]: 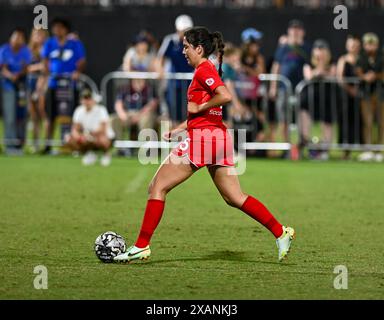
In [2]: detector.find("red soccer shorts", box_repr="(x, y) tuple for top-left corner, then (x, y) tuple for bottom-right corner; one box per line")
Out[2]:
(172, 127), (234, 168)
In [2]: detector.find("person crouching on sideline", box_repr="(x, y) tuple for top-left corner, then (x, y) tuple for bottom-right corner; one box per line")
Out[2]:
(65, 89), (115, 166)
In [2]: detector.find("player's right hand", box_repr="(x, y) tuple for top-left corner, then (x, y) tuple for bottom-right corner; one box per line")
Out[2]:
(162, 131), (173, 141)
(163, 128), (185, 142)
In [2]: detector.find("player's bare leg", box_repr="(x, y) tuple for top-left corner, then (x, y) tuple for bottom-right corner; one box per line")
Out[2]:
(114, 153), (197, 263)
(208, 165), (295, 261)
(207, 165), (248, 207)
(147, 153), (197, 200)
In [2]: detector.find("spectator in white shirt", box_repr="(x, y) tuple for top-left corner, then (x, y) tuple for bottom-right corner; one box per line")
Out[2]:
(65, 89), (114, 166)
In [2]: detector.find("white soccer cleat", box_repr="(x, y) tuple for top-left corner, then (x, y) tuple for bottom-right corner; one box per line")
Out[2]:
(82, 151), (97, 166)
(113, 245), (151, 263)
(276, 226), (296, 262)
(100, 153), (112, 167)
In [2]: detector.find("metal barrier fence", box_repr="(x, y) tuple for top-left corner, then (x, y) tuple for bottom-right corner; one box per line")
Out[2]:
(2, 71), (384, 158)
(100, 71), (193, 152)
(295, 77), (384, 156)
(0, 73), (99, 148)
(236, 73), (293, 153)
(100, 71), (192, 113)
(100, 71), (293, 153)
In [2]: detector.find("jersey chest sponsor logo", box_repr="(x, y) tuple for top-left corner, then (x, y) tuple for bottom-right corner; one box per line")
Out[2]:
(205, 78), (215, 86)
(209, 109), (222, 116)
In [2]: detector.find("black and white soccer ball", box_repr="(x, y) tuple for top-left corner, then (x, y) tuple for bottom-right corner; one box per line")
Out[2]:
(94, 231), (126, 263)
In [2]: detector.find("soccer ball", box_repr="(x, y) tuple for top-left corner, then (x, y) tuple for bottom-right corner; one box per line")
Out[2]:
(94, 231), (126, 262)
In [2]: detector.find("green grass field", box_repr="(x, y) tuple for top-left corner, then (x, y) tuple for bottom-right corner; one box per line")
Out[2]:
(0, 155), (383, 300)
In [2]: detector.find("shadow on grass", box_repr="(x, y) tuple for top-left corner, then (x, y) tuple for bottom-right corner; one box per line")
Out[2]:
(114, 250), (296, 267)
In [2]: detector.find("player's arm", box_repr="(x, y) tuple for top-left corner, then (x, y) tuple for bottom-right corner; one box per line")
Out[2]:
(175, 120), (187, 130)
(187, 85), (232, 114)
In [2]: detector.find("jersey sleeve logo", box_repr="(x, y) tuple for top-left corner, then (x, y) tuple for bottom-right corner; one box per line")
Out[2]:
(205, 78), (215, 86)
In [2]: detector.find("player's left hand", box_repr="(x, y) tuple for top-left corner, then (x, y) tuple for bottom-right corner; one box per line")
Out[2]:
(187, 102), (201, 114)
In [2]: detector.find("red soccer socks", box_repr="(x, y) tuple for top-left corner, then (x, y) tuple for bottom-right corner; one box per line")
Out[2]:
(135, 199), (165, 248)
(240, 196), (283, 238)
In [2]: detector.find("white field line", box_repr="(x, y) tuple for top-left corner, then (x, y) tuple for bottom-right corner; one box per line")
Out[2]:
(125, 170), (149, 194)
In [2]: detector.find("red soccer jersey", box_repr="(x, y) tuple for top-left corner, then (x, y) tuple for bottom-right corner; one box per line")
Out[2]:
(187, 59), (226, 130)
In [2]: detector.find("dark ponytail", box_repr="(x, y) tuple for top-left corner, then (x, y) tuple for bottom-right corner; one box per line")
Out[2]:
(184, 27), (226, 77)
(211, 31), (225, 77)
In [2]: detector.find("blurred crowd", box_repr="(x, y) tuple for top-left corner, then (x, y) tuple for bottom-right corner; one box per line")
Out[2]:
(1, 14), (384, 165)
(4, 0), (384, 9)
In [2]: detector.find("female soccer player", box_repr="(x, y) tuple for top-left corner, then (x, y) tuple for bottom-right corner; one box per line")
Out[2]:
(114, 27), (295, 263)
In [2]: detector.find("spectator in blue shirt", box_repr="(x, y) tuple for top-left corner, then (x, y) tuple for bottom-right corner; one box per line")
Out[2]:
(0, 28), (31, 154)
(156, 14), (194, 125)
(269, 19), (311, 144)
(41, 18), (86, 154)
